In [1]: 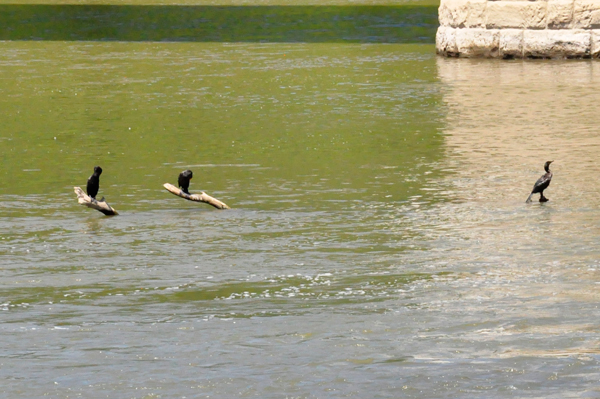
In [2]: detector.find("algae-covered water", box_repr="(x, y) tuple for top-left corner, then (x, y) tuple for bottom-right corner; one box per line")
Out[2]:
(2, 2), (600, 398)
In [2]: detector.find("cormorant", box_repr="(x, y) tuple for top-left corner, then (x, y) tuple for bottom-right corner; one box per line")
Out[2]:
(86, 166), (102, 199)
(178, 169), (193, 194)
(526, 161), (553, 203)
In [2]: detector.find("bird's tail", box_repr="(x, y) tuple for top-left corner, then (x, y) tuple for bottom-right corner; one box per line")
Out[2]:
(525, 193), (533, 203)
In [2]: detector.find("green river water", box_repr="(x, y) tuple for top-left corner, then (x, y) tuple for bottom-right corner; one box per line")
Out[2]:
(2, 2), (600, 398)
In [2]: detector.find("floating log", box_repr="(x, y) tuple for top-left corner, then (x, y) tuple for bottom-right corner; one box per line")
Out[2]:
(163, 183), (230, 209)
(73, 187), (118, 216)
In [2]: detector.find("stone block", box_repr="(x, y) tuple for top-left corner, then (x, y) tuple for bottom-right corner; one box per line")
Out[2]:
(437, 1), (453, 27)
(437, 0), (598, 58)
(547, 0), (575, 29)
(573, 0), (600, 29)
(456, 28), (500, 57)
(523, 29), (592, 58)
(436, 26), (459, 56)
(486, 1), (525, 28)
(438, 0), (487, 28)
(486, 1), (548, 29)
(499, 29), (524, 58)
(592, 30), (600, 57)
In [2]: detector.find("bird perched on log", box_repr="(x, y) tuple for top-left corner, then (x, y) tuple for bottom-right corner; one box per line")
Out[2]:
(178, 169), (193, 194)
(526, 161), (553, 203)
(86, 166), (102, 199)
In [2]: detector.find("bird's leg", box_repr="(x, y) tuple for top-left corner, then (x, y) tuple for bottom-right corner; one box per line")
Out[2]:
(539, 193), (549, 203)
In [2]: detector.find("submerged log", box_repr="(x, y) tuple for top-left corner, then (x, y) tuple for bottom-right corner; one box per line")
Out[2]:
(163, 183), (230, 209)
(73, 187), (118, 216)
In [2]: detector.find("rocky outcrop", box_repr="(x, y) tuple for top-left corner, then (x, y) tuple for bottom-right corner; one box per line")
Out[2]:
(436, 0), (600, 58)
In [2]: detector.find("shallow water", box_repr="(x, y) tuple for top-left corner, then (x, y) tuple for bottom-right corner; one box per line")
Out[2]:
(2, 5), (600, 398)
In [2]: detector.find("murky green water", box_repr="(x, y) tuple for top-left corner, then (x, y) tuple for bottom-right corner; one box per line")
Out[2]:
(2, 3), (600, 398)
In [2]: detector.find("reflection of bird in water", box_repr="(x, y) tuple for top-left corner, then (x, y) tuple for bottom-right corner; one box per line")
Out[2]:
(526, 161), (553, 203)
(178, 169), (193, 194)
(86, 166), (102, 199)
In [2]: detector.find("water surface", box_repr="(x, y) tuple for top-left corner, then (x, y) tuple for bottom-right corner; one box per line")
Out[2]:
(2, 6), (600, 398)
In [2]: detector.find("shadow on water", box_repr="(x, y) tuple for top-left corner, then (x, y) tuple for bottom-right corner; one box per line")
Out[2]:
(0, 5), (438, 43)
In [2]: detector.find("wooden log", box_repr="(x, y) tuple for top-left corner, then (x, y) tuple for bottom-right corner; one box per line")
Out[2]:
(73, 187), (118, 216)
(163, 183), (230, 209)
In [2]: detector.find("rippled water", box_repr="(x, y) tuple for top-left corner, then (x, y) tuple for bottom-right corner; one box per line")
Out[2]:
(2, 5), (600, 398)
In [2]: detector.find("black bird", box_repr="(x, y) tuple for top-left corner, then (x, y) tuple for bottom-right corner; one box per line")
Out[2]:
(526, 161), (553, 203)
(87, 166), (102, 199)
(178, 169), (193, 194)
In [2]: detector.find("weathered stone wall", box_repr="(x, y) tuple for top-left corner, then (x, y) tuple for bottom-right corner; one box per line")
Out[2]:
(437, 0), (600, 58)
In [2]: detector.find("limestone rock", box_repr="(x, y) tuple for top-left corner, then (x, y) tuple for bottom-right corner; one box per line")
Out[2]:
(436, 26), (459, 56)
(437, 0), (599, 58)
(486, 1), (548, 29)
(573, 0), (600, 29)
(591, 29), (600, 57)
(523, 29), (591, 58)
(439, 0), (487, 28)
(456, 28), (500, 57)
(547, 0), (575, 29)
(499, 29), (524, 58)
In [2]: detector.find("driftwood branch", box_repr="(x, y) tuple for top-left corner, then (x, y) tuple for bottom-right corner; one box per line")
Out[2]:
(74, 187), (118, 216)
(163, 183), (230, 209)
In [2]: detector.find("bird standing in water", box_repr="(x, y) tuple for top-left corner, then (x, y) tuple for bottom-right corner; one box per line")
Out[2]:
(178, 170), (193, 194)
(86, 166), (102, 199)
(526, 161), (553, 203)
